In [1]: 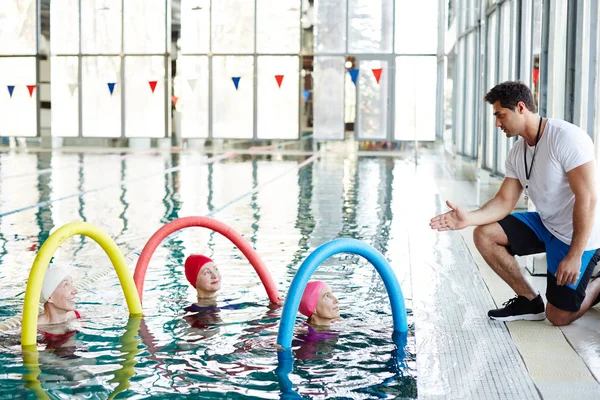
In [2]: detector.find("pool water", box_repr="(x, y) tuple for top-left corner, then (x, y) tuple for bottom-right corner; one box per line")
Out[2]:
(0, 150), (416, 399)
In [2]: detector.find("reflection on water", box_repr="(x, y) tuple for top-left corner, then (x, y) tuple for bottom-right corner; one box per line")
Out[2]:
(0, 151), (416, 398)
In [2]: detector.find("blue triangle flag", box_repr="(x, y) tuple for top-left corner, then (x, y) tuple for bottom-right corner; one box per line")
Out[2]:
(348, 69), (359, 85)
(7, 85), (15, 98)
(108, 82), (116, 95)
(303, 89), (310, 101)
(232, 77), (241, 90)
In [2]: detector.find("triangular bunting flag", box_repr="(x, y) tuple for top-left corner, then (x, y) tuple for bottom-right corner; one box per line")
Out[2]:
(172, 95), (179, 106)
(372, 68), (383, 84)
(68, 83), (78, 96)
(149, 80), (157, 93)
(303, 89), (310, 101)
(275, 75), (284, 88)
(232, 77), (241, 90)
(27, 85), (36, 97)
(7, 85), (15, 98)
(188, 79), (197, 91)
(108, 82), (116, 95)
(348, 69), (359, 85)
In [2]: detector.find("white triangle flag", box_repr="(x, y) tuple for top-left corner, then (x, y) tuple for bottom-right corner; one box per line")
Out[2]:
(188, 79), (197, 91)
(68, 83), (78, 96)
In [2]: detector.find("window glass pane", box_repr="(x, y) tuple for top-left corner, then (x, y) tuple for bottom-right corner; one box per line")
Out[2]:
(395, 0), (438, 54)
(257, 0), (300, 54)
(82, 56), (121, 137)
(464, 33), (475, 156)
(212, 56), (254, 139)
(348, 0), (393, 53)
(0, 0), (36, 55)
(81, 0), (122, 54)
(454, 40), (465, 153)
(357, 59), (388, 140)
(485, 12), (497, 170)
(546, 0), (568, 119)
(124, 0), (167, 54)
(313, 56), (345, 139)
(314, 0), (347, 53)
(0, 57), (37, 136)
(50, 0), (79, 54)
(212, 0), (254, 53)
(395, 56), (436, 141)
(176, 56), (209, 138)
(257, 56), (299, 139)
(180, 0), (210, 54)
(51, 56), (79, 137)
(125, 56), (165, 138)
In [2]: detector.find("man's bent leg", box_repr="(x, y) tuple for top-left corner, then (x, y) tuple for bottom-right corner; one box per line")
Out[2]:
(473, 222), (537, 299)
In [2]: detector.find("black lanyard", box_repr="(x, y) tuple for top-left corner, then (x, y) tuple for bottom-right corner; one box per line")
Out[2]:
(523, 117), (543, 181)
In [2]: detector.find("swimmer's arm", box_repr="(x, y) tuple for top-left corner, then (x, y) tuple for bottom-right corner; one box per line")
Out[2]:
(466, 177), (523, 226)
(566, 161), (597, 257)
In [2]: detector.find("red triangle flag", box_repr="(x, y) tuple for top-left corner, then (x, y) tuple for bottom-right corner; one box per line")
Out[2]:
(172, 95), (179, 106)
(275, 75), (284, 88)
(27, 85), (36, 97)
(372, 68), (383, 84)
(149, 81), (157, 93)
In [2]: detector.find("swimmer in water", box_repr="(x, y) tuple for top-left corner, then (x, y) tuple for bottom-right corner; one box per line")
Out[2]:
(184, 254), (222, 307)
(299, 280), (340, 327)
(38, 266), (81, 327)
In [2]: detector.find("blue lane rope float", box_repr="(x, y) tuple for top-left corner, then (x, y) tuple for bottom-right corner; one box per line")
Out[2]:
(276, 238), (408, 349)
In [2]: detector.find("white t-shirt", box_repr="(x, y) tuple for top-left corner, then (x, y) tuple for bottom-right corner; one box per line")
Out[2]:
(505, 118), (600, 250)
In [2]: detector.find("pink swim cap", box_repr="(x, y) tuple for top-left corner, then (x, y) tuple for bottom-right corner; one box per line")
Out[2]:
(299, 280), (327, 317)
(184, 254), (213, 288)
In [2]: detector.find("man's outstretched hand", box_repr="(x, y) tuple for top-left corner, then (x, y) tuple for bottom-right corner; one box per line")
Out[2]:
(429, 200), (469, 231)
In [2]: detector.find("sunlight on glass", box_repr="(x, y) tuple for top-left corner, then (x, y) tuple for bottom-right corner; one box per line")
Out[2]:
(176, 56), (209, 138)
(50, 0), (79, 54)
(357, 60), (388, 139)
(257, 56), (299, 139)
(212, 56), (254, 138)
(348, 0), (393, 53)
(395, 56), (436, 141)
(257, 0), (300, 54)
(82, 56), (121, 137)
(0, 0), (36, 55)
(395, 0), (438, 54)
(0, 57), (36, 136)
(313, 56), (345, 140)
(212, 0), (255, 53)
(51, 56), (79, 137)
(81, 0), (122, 54)
(180, 0), (210, 54)
(125, 56), (165, 138)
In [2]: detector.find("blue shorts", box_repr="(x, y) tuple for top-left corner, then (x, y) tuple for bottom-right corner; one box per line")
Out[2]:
(498, 212), (600, 311)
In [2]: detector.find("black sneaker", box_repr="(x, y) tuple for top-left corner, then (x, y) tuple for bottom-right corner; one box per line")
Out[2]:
(488, 294), (546, 321)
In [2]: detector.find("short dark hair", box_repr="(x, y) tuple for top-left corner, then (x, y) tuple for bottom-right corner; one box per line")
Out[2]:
(484, 81), (537, 113)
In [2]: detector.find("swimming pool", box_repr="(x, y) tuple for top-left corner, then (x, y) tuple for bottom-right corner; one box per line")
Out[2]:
(0, 149), (416, 398)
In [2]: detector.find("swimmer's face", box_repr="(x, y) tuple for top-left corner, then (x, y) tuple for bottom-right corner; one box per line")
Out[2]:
(314, 285), (339, 320)
(195, 262), (221, 295)
(48, 276), (77, 311)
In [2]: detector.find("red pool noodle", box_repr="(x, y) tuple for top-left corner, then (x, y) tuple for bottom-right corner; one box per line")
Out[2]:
(133, 216), (281, 304)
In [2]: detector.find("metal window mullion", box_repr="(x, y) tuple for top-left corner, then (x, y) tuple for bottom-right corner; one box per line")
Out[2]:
(253, 0), (258, 141)
(120, 0), (125, 139)
(208, 0), (213, 139)
(164, 0), (169, 139)
(78, 0), (83, 138)
(36, 0), (41, 138)
(390, 0), (396, 141)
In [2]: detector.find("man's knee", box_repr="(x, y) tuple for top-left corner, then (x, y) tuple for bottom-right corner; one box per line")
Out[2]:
(546, 304), (577, 326)
(473, 223), (505, 249)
